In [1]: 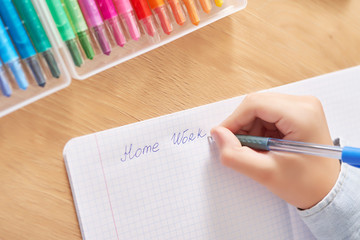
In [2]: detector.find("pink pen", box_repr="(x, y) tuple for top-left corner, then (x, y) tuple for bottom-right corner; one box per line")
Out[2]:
(96, 0), (126, 47)
(113, 0), (141, 41)
(78, 0), (111, 55)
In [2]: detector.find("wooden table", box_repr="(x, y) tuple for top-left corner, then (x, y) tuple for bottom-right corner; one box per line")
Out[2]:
(1, 0), (360, 239)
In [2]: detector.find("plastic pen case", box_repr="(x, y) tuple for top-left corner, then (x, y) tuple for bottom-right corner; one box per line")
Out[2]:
(0, 0), (247, 117)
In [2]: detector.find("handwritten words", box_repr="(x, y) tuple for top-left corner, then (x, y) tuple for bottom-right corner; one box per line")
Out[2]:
(119, 128), (207, 162)
(120, 142), (160, 162)
(171, 128), (207, 145)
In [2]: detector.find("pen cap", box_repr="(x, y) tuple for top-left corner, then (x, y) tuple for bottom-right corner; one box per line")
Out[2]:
(78, 0), (104, 27)
(341, 146), (360, 167)
(46, 0), (76, 41)
(96, 0), (118, 20)
(62, 0), (89, 33)
(235, 135), (270, 151)
(13, 0), (53, 53)
(0, 0), (36, 59)
(0, 18), (19, 63)
(113, 0), (133, 14)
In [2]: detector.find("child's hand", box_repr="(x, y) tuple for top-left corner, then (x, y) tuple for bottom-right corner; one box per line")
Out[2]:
(211, 93), (341, 209)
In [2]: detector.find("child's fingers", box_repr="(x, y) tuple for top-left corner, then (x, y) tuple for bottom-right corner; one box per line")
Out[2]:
(211, 126), (276, 184)
(221, 93), (301, 135)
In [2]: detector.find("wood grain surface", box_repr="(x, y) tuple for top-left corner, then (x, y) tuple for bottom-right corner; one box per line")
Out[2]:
(1, 0), (360, 239)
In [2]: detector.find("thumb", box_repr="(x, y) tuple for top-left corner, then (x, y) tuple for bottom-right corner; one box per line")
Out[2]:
(210, 126), (275, 184)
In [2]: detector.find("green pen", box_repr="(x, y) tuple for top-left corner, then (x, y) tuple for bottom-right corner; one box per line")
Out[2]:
(13, 0), (61, 78)
(61, 0), (95, 60)
(46, 0), (83, 67)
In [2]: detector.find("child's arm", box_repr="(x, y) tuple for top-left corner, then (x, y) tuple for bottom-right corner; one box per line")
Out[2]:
(211, 93), (360, 239)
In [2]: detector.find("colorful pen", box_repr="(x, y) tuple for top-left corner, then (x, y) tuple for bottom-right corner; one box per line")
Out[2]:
(233, 135), (360, 168)
(96, 0), (126, 47)
(13, 0), (61, 78)
(131, 0), (159, 39)
(46, 0), (83, 67)
(0, 60), (12, 97)
(183, 0), (200, 25)
(78, 0), (111, 55)
(62, 0), (95, 60)
(0, 18), (28, 90)
(214, 0), (223, 7)
(167, 0), (186, 26)
(112, 0), (141, 41)
(148, 0), (173, 35)
(0, 0), (46, 87)
(199, 0), (212, 13)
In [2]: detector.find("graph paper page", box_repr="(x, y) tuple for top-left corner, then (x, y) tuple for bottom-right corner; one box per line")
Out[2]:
(64, 66), (360, 240)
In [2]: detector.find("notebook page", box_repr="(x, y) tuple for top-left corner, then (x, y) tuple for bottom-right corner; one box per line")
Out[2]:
(64, 66), (360, 240)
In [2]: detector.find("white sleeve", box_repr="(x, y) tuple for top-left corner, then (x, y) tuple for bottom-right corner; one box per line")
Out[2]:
(297, 163), (360, 240)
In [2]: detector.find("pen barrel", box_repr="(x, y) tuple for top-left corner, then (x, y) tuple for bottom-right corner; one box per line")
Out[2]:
(96, 0), (118, 20)
(268, 138), (343, 159)
(0, 19), (19, 63)
(78, 0), (104, 27)
(13, 0), (52, 53)
(113, 0), (133, 14)
(0, 0), (37, 59)
(62, 0), (89, 33)
(46, 0), (76, 41)
(131, 0), (153, 20)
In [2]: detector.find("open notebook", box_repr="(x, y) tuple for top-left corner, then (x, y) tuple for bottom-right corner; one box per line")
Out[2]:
(64, 66), (360, 240)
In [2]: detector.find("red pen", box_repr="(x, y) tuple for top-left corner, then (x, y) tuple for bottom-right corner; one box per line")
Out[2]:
(148, 0), (173, 35)
(130, 0), (159, 39)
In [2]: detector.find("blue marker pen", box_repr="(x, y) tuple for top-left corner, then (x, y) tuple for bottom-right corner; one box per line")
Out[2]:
(0, 60), (12, 97)
(0, 18), (28, 90)
(0, 0), (46, 87)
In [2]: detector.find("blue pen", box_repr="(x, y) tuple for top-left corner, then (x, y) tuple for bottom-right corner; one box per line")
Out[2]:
(0, 18), (28, 90)
(234, 135), (360, 168)
(0, 60), (12, 97)
(0, 0), (46, 87)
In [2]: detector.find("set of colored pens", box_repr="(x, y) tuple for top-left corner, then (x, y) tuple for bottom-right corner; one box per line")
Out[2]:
(46, 0), (226, 59)
(1, 0), (247, 116)
(0, 0), (62, 97)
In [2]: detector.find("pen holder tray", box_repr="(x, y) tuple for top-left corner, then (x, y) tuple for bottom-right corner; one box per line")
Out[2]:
(0, 0), (247, 117)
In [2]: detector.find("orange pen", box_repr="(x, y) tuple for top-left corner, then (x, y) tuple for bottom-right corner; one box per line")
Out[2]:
(183, 0), (200, 26)
(148, 0), (173, 35)
(167, 0), (186, 26)
(199, 0), (212, 13)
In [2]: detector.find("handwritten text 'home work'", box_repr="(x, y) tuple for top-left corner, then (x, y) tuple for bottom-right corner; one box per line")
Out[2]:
(120, 128), (207, 162)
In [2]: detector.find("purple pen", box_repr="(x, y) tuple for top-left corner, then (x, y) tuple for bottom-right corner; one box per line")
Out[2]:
(96, 0), (126, 47)
(78, 0), (111, 55)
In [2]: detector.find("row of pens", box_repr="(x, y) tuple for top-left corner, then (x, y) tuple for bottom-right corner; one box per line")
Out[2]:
(0, 0), (223, 98)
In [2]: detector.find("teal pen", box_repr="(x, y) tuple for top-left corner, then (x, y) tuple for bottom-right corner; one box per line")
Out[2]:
(0, 0), (46, 87)
(234, 135), (360, 168)
(13, 0), (61, 78)
(0, 18), (28, 90)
